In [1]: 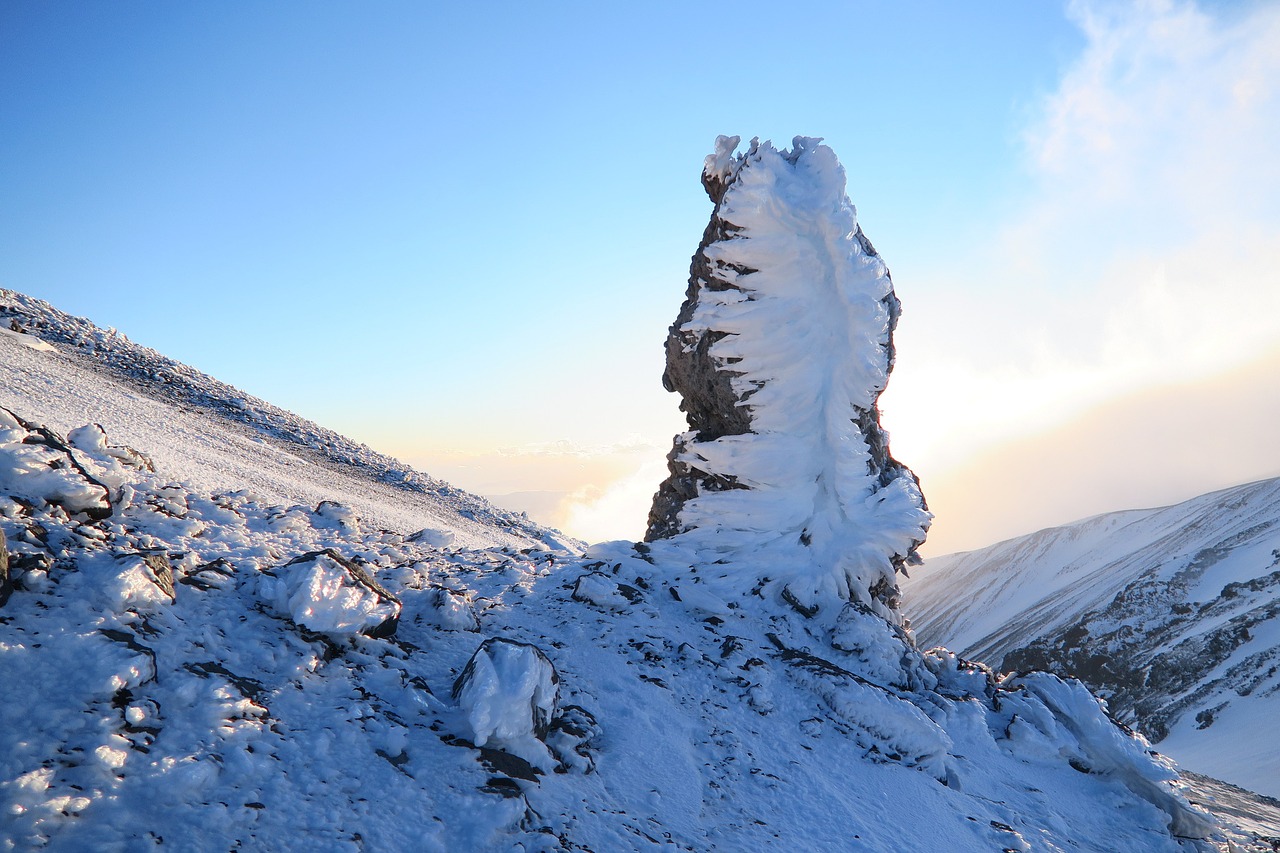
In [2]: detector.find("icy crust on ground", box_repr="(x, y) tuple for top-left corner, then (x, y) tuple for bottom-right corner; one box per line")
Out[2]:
(651, 137), (930, 618)
(0, 413), (1243, 851)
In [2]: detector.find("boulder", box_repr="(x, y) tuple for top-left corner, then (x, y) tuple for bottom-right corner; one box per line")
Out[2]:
(452, 638), (559, 772)
(262, 549), (401, 638)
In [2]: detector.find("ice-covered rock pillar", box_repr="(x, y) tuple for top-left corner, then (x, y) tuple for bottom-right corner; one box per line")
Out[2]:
(646, 136), (931, 618)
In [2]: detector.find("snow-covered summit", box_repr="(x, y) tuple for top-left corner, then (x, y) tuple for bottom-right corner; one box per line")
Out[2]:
(1, 137), (1272, 850)
(647, 136), (929, 623)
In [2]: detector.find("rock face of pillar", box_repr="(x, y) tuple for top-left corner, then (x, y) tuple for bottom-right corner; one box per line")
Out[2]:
(645, 136), (930, 618)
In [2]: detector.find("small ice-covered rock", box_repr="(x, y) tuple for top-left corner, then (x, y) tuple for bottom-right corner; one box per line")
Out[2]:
(262, 549), (401, 638)
(831, 602), (920, 690)
(312, 501), (360, 535)
(571, 572), (639, 611)
(69, 424), (155, 473)
(0, 413), (111, 518)
(102, 553), (176, 611)
(421, 585), (479, 632)
(406, 527), (455, 549)
(452, 638), (559, 772)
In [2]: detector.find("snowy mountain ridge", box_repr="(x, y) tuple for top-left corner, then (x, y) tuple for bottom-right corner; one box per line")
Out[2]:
(902, 478), (1280, 800)
(2, 137), (1275, 850)
(0, 288), (566, 552)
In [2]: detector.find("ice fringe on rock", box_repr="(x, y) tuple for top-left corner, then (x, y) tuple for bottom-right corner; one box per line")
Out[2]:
(646, 135), (930, 620)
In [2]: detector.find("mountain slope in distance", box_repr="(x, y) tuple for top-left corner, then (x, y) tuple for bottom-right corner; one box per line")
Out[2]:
(902, 479), (1280, 799)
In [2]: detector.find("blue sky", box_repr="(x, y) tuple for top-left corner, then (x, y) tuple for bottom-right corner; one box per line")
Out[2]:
(4, 1), (1279, 552)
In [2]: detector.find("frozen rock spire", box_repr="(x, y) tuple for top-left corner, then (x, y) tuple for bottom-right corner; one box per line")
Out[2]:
(646, 136), (930, 619)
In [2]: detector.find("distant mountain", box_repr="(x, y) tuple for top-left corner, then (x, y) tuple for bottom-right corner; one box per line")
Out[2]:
(3, 135), (1275, 850)
(902, 479), (1280, 799)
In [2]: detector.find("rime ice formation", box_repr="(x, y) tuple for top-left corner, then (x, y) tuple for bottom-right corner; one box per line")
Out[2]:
(647, 135), (930, 618)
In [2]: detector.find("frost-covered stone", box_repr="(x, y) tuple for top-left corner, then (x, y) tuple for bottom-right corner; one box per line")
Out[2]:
(421, 585), (480, 632)
(68, 423), (155, 473)
(312, 500), (360, 535)
(571, 571), (640, 611)
(407, 527), (456, 548)
(0, 409), (112, 519)
(831, 602), (923, 690)
(646, 136), (930, 616)
(1005, 673), (1215, 840)
(545, 704), (600, 774)
(452, 638), (559, 772)
(262, 548), (401, 638)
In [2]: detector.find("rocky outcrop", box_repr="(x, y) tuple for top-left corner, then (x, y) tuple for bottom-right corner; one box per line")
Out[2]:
(644, 136), (929, 617)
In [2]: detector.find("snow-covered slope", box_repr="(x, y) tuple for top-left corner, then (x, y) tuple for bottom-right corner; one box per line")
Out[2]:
(902, 480), (1280, 799)
(0, 406), (1235, 851)
(0, 290), (568, 552)
(2, 135), (1274, 850)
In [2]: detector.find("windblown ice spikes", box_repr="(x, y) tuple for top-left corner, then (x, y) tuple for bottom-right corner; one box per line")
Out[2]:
(647, 136), (930, 617)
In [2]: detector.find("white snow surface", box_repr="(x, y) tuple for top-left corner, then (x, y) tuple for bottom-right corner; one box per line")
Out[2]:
(902, 479), (1280, 799)
(661, 137), (930, 618)
(0, 306), (1250, 851)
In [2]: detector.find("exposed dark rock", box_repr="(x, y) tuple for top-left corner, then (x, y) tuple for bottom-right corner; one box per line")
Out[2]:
(178, 557), (235, 591)
(0, 529), (10, 608)
(143, 553), (176, 600)
(184, 660), (266, 702)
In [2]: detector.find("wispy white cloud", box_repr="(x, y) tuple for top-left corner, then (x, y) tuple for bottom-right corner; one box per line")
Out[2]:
(888, 0), (1280, 473)
(889, 0), (1280, 553)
